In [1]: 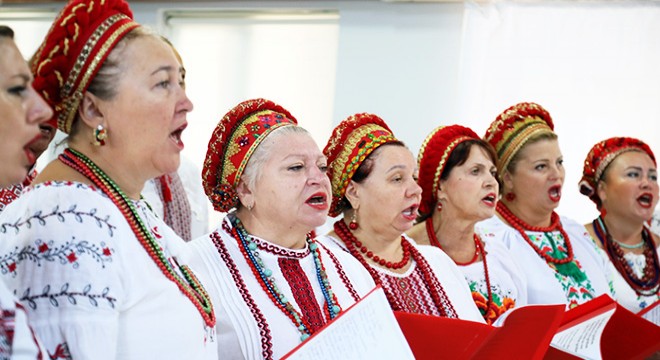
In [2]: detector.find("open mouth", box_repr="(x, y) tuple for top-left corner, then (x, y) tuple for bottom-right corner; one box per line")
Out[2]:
(24, 134), (42, 166)
(402, 204), (419, 221)
(637, 193), (654, 208)
(169, 123), (187, 149)
(482, 193), (497, 207)
(306, 192), (328, 210)
(548, 185), (562, 202)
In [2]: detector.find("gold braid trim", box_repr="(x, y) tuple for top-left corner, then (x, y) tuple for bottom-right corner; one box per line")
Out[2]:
(432, 136), (471, 196)
(59, 15), (137, 133)
(220, 110), (294, 186)
(496, 119), (553, 172)
(330, 124), (396, 199)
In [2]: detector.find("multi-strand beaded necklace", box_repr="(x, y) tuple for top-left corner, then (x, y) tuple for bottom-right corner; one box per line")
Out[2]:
(497, 202), (586, 283)
(224, 215), (341, 341)
(334, 219), (456, 317)
(425, 218), (492, 316)
(59, 148), (215, 328)
(592, 216), (659, 296)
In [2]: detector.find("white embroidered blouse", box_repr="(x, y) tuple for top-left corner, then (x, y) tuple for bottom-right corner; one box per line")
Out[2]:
(183, 215), (377, 360)
(0, 181), (217, 359)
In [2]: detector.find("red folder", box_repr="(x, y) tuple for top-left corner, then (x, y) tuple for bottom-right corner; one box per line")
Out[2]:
(545, 295), (660, 360)
(395, 303), (565, 360)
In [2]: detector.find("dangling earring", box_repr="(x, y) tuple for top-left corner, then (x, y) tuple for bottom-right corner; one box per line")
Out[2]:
(93, 124), (107, 146)
(436, 201), (443, 212)
(505, 192), (516, 202)
(600, 207), (607, 218)
(349, 211), (359, 230)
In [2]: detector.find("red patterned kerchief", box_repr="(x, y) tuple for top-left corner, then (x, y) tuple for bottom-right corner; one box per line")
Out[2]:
(417, 125), (480, 217)
(579, 137), (656, 208)
(30, 0), (139, 134)
(483, 102), (554, 175)
(323, 113), (398, 217)
(202, 98), (297, 212)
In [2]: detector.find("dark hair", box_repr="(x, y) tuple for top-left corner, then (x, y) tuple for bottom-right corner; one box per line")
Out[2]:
(0, 25), (15, 39)
(337, 141), (405, 212)
(440, 139), (497, 182)
(416, 139), (499, 222)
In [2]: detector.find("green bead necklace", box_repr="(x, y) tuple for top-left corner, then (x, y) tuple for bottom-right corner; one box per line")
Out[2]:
(59, 148), (216, 328)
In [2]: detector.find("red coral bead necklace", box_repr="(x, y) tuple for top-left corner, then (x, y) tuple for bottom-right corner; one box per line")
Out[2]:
(425, 217), (492, 317)
(334, 220), (457, 317)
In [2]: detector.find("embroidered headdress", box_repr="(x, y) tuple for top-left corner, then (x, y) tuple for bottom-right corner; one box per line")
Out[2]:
(323, 113), (399, 217)
(483, 102), (554, 177)
(30, 0), (139, 134)
(417, 125), (481, 217)
(202, 98), (297, 212)
(579, 137), (656, 209)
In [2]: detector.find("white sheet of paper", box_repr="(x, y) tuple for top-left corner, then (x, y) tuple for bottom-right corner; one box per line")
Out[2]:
(284, 287), (414, 360)
(550, 308), (616, 360)
(640, 302), (660, 326)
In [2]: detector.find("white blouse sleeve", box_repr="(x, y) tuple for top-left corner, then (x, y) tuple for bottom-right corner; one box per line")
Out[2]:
(0, 183), (124, 359)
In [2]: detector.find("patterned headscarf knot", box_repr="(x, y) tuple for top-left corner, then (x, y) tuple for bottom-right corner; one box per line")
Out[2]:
(483, 102), (554, 177)
(323, 113), (398, 217)
(579, 137), (656, 209)
(417, 125), (481, 217)
(202, 98), (298, 213)
(30, 0), (140, 134)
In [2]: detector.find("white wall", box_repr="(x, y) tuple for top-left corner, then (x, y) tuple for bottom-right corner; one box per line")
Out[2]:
(3, 1), (659, 227)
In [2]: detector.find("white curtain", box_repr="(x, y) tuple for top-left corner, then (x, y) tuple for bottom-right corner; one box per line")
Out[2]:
(457, 1), (660, 224)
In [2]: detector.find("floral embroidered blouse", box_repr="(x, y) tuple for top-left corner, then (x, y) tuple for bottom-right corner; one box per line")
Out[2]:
(0, 181), (217, 359)
(477, 215), (613, 309)
(458, 238), (527, 324)
(594, 242), (660, 313)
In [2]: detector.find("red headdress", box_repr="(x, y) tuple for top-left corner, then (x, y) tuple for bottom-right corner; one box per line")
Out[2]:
(323, 113), (399, 217)
(417, 125), (481, 217)
(579, 137), (656, 209)
(202, 98), (297, 212)
(483, 102), (554, 176)
(30, 0), (139, 134)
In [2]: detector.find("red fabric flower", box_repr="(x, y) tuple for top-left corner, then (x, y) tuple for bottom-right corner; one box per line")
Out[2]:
(202, 98), (297, 213)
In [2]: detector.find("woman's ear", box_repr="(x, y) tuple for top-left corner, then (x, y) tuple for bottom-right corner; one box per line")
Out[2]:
(597, 180), (607, 206)
(78, 91), (104, 128)
(436, 181), (447, 202)
(345, 180), (360, 210)
(236, 180), (254, 209)
(501, 170), (514, 193)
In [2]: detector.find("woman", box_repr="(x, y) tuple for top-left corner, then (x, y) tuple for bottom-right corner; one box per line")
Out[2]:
(319, 113), (483, 321)
(0, 121), (57, 213)
(0, 1), (216, 358)
(141, 36), (208, 241)
(478, 102), (611, 308)
(0, 24), (52, 358)
(579, 137), (659, 312)
(186, 98), (375, 360)
(407, 124), (526, 324)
